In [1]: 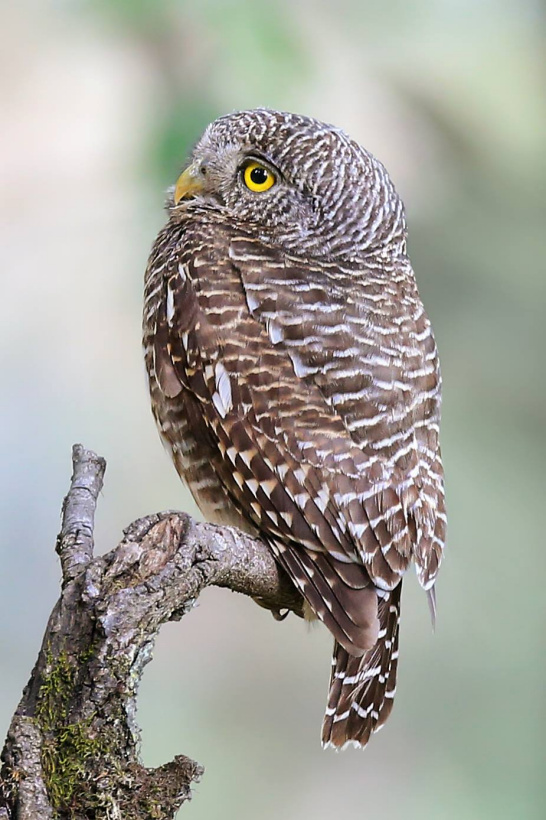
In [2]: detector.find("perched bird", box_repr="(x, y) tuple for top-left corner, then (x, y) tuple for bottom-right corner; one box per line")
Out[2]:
(143, 109), (446, 749)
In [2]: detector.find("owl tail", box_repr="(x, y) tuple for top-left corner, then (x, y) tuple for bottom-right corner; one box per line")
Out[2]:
(321, 582), (402, 749)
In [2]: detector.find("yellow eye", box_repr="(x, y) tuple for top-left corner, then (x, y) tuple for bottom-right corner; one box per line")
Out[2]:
(243, 161), (275, 192)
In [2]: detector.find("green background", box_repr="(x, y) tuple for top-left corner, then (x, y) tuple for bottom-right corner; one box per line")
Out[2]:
(0, 1), (544, 818)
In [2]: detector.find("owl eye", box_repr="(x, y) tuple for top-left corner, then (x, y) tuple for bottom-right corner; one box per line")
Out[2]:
(242, 161), (276, 193)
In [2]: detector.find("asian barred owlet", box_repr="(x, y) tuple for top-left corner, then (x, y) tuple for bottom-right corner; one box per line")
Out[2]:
(143, 109), (446, 750)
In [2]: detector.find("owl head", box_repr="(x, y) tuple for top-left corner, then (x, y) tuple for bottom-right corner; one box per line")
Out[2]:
(170, 109), (407, 261)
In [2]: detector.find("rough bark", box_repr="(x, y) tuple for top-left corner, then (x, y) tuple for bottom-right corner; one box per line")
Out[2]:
(0, 445), (303, 819)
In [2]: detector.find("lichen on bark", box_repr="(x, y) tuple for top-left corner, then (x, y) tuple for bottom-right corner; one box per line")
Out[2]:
(0, 445), (302, 819)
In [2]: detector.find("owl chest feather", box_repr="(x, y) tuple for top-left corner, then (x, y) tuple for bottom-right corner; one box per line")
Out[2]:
(143, 214), (445, 590)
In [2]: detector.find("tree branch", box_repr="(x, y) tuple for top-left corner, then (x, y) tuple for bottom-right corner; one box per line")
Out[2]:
(0, 445), (303, 819)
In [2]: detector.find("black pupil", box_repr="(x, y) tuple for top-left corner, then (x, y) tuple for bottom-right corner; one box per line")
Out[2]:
(250, 166), (269, 186)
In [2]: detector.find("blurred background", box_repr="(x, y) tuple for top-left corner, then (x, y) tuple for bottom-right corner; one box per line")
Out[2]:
(1, 1), (544, 818)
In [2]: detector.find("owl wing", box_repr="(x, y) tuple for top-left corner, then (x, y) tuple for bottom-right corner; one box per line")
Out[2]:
(228, 236), (445, 593)
(153, 232), (444, 653)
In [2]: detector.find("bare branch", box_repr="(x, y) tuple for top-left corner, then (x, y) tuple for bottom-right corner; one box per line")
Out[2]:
(56, 444), (106, 583)
(0, 446), (302, 819)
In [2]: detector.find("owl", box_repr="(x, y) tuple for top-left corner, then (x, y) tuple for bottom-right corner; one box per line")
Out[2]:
(143, 109), (446, 749)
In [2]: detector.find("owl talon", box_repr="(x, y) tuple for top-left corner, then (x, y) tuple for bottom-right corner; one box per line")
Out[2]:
(252, 596), (291, 620)
(271, 608), (290, 621)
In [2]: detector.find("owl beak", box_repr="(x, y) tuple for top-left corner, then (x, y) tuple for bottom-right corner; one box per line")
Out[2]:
(174, 164), (205, 204)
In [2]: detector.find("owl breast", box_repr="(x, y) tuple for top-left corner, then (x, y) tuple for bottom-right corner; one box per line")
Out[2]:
(143, 212), (445, 596)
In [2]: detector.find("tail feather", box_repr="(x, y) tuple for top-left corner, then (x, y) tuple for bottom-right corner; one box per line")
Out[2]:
(270, 538), (380, 656)
(322, 582), (402, 749)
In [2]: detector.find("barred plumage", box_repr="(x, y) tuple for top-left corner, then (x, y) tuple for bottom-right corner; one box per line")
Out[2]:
(143, 109), (446, 749)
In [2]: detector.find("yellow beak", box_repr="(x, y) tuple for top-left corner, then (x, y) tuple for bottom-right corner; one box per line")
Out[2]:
(174, 164), (205, 204)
